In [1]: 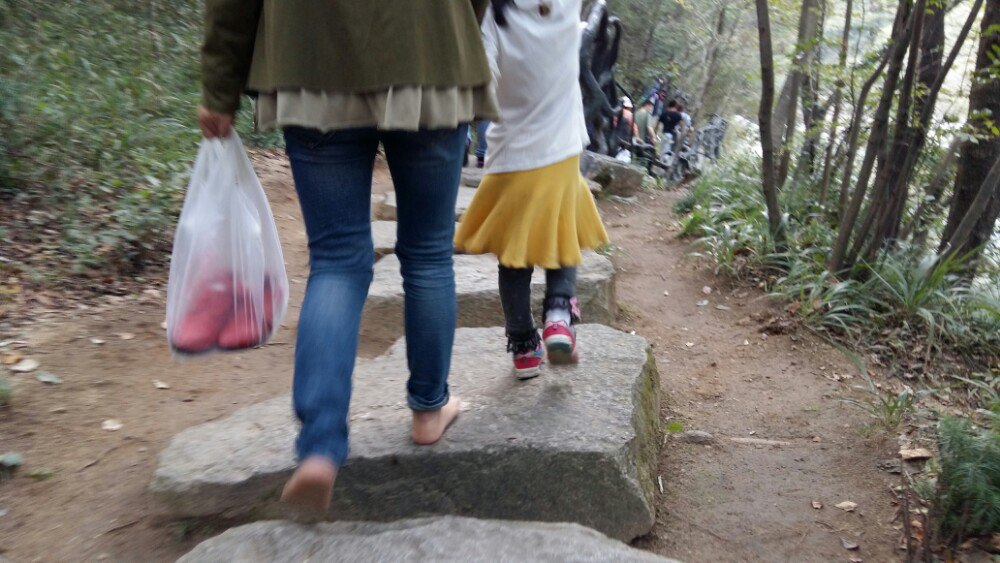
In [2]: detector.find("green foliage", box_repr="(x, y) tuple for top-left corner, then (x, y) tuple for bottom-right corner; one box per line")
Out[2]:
(676, 153), (1000, 396)
(842, 384), (915, 431)
(932, 413), (1000, 545)
(0, 0), (276, 280)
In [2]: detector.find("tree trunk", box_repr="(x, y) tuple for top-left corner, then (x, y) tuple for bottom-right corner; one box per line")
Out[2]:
(775, 0), (822, 188)
(829, 0), (914, 272)
(819, 0), (853, 207)
(914, 0), (945, 119)
(754, 0), (786, 248)
(862, 0), (983, 261)
(693, 0), (731, 126)
(941, 155), (1000, 262)
(857, 0), (926, 263)
(940, 0), (1000, 271)
(904, 135), (961, 248)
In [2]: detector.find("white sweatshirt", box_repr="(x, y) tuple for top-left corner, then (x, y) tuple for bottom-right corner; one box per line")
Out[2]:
(481, 0), (590, 174)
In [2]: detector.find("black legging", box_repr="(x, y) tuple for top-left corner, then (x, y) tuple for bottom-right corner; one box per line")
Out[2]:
(498, 265), (577, 335)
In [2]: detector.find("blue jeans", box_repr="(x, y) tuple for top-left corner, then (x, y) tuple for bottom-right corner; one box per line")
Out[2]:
(284, 124), (469, 467)
(475, 120), (490, 160)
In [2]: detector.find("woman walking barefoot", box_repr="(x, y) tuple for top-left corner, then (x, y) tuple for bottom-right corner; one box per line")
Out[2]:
(197, 1), (497, 514)
(456, 0), (608, 379)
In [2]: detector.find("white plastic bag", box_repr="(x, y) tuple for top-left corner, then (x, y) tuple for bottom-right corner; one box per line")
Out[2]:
(166, 131), (289, 355)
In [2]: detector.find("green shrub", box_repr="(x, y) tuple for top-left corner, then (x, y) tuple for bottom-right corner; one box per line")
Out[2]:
(932, 412), (1000, 546)
(673, 150), (1000, 398)
(0, 0), (280, 280)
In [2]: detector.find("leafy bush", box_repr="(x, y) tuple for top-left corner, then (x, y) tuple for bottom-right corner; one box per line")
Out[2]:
(931, 412), (1000, 546)
(0, 0), (278, 281)
(676, 151), (1000, 396)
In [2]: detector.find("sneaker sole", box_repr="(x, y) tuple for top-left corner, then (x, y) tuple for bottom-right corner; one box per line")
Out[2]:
(513, 365), (542, 380)
(546, 342), (578, 365)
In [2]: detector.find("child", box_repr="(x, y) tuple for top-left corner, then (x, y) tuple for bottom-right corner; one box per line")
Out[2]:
(456, 0), (609, 379)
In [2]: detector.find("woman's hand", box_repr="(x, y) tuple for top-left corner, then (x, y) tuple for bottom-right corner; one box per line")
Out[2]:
(198, 106), (234, 139)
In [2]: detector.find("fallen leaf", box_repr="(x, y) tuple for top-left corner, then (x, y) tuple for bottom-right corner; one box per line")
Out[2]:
(702, 286), (713, 295)
(836, 501), (858, 512)
(899, 448), (933, 461)
(35, 372), (62, 385)
(154, 380), (170, 389)
(27, 468), (54, 481)
(90, 338), (106, 345)
(841, 538), (859, 550)
(10, 358), (39, 373)
(811, 501), (823, 509)
(118, 333), (135, 341)
(1, 354), (23, 365)
(101, 419), (123, 432)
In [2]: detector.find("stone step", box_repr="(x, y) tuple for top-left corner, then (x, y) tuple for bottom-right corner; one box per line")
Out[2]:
(461, 167), (484, 188)
(371, 221), (396, 259)
(150, 325), (661, 542)
(463, 166), (601, 195)
(179, 517), (677, 563)
(375, 187), (478, 222)
(361, 252), (616, 350)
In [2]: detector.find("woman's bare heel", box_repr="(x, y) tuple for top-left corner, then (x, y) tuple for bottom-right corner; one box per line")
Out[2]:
(280, 456), (337, 519)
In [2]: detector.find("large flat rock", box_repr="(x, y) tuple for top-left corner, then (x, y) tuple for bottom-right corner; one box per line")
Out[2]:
(375, 187), (477, 222)
(361, 252), (616, 349)
(179, 517), (676, 563)
(150, 325), (661, 541)
(581, 151), (645, 197)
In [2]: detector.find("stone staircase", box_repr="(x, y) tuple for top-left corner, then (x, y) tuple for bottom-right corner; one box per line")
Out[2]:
(157, 165), (671, 561)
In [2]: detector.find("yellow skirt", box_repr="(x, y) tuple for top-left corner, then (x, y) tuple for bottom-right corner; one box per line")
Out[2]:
(455, 155), (609, 269)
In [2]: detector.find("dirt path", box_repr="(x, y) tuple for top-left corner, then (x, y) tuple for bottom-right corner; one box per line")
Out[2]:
(609, 191), (902, 562)
(0, 153), (902, 561)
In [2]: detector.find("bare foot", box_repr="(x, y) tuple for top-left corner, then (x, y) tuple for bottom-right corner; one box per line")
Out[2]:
(280, 456), (337, 517)
(411, 396), (461, 445)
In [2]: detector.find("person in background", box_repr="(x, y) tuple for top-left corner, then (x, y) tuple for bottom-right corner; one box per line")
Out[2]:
(197, 0), (497, 514)
(658, 99), (687, 160)
(677, 102), (694, 142)
(475, 119), (491, 168)
(613, 97), (637, 152)
(634, 98), (657, 145)
(455, 0), (608, 379)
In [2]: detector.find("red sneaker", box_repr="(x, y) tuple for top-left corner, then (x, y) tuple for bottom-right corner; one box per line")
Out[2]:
(543, 321), (578, 365)
(509, 332), (544, 380)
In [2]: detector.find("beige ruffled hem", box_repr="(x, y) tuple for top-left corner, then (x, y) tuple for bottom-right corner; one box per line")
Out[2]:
(255, 86), (498, 132)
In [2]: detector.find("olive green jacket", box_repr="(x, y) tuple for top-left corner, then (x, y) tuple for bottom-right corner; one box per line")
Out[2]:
(202, 0), (493, 114)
